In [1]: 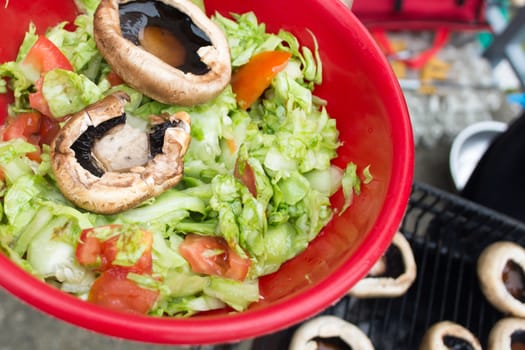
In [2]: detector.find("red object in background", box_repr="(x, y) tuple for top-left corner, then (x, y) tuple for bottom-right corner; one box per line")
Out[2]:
(0, 0), (414, 345)
(352, 0), (488, 30)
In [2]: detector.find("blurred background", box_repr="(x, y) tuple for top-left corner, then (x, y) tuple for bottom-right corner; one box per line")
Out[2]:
(2, 0), (525, 349)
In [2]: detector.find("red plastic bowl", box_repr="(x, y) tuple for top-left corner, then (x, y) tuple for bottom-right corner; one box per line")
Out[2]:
(0, 0), (413, 345)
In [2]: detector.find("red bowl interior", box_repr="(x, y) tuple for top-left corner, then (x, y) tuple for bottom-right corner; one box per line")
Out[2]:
(0, 0), (413, 345)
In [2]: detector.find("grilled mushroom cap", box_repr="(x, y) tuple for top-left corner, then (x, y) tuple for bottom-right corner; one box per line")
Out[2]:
(348, 232), (417, 298)
(419, 321), (482, 350)
(477, 241), (525, 318)
(51, 91), (191, 214)
(488, 317), (525, 350)
(93, 0), (231, 106)
(289, 315), (375, 350)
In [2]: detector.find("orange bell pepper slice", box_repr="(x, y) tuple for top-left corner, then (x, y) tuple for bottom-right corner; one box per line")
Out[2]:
(231, 50), (292, 110)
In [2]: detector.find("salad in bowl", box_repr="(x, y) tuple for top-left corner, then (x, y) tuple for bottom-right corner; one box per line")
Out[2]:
(0, 0), (413, 345)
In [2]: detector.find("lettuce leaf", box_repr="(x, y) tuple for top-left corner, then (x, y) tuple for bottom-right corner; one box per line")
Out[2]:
(42, 68), (102, 117)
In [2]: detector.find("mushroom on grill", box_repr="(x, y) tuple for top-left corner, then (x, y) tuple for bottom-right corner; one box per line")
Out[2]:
(477, 241), (525, 318)
(348, 232), (417, 298)
(93, 0), (231, 106)
(51, 91), (191, 214)
(488, 317), (525, 350)
(419, 321), (482, 350)
(289, 315), (375, 350)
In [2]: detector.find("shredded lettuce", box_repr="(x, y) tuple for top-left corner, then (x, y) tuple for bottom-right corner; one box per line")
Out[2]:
(42, 68), (103, 117)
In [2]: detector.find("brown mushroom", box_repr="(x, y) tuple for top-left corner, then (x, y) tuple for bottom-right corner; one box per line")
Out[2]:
(488, 317), (525, 350)
(477, 241), (525, 318)
(93, 0), (231, 106)
(51, 91), (191, 214)
(348, 232), (417, 298)
(289, 315), (375, 350)
(419, 321), (482, 350)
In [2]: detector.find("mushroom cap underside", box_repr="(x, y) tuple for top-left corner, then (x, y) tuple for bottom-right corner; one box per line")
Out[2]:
(93, 0), (232, 106)
(51, 92), (191, 214)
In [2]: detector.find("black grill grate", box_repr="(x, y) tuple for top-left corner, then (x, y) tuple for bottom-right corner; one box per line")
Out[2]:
(193, 182), (525, 349)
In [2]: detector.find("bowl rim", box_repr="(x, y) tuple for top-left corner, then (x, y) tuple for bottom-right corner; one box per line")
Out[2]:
(0, 0), (414, 345)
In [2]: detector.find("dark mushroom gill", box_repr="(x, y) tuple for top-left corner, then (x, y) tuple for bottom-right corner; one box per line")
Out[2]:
(512, 330), (525, 350)
(313, 336), (352, 350)
(71, 114), (126, 177)
(503, 260), (525, 303)
(149, 119), (186, 157)
(119, 0), (211, 75)
(382, 243), (405, 278)
(443, 335), (475, 350)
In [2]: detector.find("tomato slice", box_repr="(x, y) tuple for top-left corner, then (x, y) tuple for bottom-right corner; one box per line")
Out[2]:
(76, 225), (153, 274)
(2, 112), (41, 141)
(1, 111), (43, 162)
(38, 114), (60, 146)
(23, 36), (73, 117)
(234, 159), (257, 197)
(29, 77), (53, 117)
(88, 269), (159, 315)
(179, 234), (251, 281)
(231, 50), (292, 110)
(22, 35), (73, 75)
(105, 71), (124, 86)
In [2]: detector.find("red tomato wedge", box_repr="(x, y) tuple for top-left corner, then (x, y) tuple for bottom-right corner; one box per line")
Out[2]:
(22, 35), (73, 75)
(179, 234), (251, 281)
(105, 70), (124, 86)
(23, 35), (73, 117)
(88, 269), (159, 315)
(2, 112), (41, 141)
(38, 114), (60, 146)
(231, 50), (292, 110)
(28, 77), (53, 117)
(1, 111), (43, 161)
(76, 225), (153, 274)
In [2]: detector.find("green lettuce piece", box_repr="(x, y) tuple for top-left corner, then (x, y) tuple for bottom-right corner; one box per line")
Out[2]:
(0, 139), (38, 184)
(13, 199), (93, 256)
(15, 23), (39, 63)
(26, 215), (78, 278)
(42, 68), (102, 117)
(213, 12), (283, 67)
(304, 165), (344, 197)
(26, 212), (95, 295)
(204, 277), (259, 311)
(46, 15), (99, 73)
(0, 61), (35, 114)
(73, 0), (102, 15)
(277, 172), (311, 205)
(153, 294), (226, 317)
(249, 222), (300, 277)
(0, 233), (40, 277)
(13, 206), (54, 256)
(118, 188), (207, 225)
(363, 165), (373, 184)
(4, 175), (49, 234)
(151, 231), (188, 275)
(161, 270), (210, 298)
(340, 162), (361, 214)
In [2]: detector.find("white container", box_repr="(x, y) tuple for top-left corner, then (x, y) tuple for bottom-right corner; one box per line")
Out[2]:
(449, 120), (508, 191)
